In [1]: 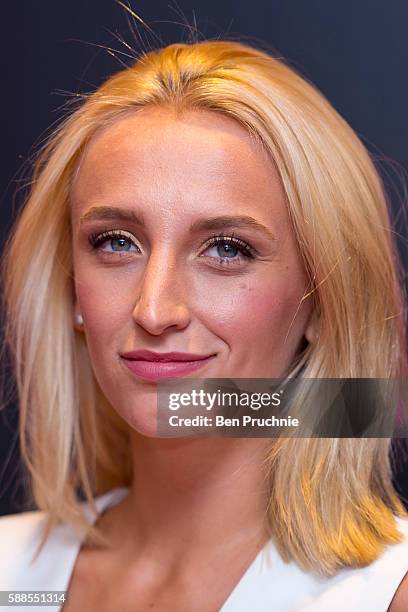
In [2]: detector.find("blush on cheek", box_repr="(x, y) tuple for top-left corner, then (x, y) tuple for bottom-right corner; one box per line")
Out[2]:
(221, 280), (304, 335)
(207, 278), (308, 377)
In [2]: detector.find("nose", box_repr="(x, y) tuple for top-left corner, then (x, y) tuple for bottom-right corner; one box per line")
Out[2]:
(131, 250), (191, 335)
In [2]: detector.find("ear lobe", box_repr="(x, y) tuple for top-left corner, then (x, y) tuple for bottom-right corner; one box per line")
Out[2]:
(304, 310), (319, 344)
(73, 302), (84, 332)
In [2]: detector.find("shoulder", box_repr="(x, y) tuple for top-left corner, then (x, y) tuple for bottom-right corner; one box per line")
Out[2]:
(301, 516), (408, 612)
(0, 488), (129, 592)
(0, 486), (129, 555)
(0, 507), (81, 591)
(370, 516), (408, 612)
(0, 509), (48, 560)
(388, 571), (408, 612)
(387, 518), (408, 612)
(224, 515), (408, 612)
(0, 509), (49, 589)
(0, 508), (45, 530)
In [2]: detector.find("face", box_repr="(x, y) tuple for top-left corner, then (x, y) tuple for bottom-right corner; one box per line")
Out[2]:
(70, 106), (316, 437)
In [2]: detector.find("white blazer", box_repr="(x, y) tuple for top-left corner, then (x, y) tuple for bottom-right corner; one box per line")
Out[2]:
(0, 487), (407, 611)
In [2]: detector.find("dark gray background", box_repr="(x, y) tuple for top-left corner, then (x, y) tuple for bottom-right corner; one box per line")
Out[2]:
(1, 0), (408, 514)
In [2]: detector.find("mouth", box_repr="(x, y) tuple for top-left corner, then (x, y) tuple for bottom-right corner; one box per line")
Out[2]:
(120, 351), (216, 382)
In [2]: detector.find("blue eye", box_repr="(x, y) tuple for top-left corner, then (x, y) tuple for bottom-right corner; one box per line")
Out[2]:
(87, 230), (256, 266)
(88, 230), (139, 254)
(111, 237), (131, 251)
(202, 235), (256, 265)
(213, 242), (239, 258)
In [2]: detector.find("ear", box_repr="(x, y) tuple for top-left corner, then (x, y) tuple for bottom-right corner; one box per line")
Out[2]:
(304, 308), (319, 344)
(73, 301), (84, 332)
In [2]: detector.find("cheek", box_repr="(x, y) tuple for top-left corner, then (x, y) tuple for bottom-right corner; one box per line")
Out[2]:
(192, 270), (307, 345)
(75, 261), (129, 317)
(73, 268), (139, 410)
(223, 277), (309, 376)
(73, 265), (131, 358)
(192, 262), (310, 377)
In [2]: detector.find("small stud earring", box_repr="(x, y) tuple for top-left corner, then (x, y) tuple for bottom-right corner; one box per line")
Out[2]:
(75, 313), (84, 326)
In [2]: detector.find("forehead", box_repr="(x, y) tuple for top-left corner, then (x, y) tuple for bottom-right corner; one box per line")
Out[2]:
(70, 106), (287, 227)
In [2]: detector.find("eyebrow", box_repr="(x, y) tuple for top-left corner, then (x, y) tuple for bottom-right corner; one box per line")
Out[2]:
(79, 206), (145, 227)
(78, 206), (276, 241)
(190, 216), (276, 241)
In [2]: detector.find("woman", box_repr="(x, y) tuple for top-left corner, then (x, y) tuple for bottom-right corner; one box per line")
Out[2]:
(0, 39), (407, 611)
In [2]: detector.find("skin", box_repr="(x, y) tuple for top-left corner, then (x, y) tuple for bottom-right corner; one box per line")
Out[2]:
(388, 572), (408, 611)
(67, 106), (317, 611)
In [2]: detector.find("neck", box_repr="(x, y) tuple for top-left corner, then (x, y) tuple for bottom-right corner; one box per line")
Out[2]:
(103, 433), (271, 566)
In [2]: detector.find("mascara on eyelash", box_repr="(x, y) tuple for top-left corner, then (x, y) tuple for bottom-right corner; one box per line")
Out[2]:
(88, 230), (256, 259)
(204, 234), (256, 258)
(88, 229), (136, 248)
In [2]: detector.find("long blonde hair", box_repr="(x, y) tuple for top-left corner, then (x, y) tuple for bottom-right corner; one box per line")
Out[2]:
(1, 39), (407, 575)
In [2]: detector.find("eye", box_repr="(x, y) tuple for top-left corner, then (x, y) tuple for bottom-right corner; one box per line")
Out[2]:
(201, 234), (256, 266)
(88, 230), (140, 255)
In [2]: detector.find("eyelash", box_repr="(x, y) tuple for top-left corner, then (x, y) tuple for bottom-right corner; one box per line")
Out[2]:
(88, 230), (256, 266)
(88, 230), (139, 253)
(204, 233), (256, 263)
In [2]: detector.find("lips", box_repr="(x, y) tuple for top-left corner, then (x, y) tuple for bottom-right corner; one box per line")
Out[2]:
(121, 349), (214, 362)
(120, 349), (216, 381)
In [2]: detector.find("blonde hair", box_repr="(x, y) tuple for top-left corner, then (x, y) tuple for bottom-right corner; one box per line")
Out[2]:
(1, 39), (407, 575)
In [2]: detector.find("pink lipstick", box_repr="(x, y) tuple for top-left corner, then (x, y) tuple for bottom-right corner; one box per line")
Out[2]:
(120, 349), (216, 382)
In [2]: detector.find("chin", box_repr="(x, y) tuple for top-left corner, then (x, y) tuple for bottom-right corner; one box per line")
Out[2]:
(120, 403), (158, 438)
